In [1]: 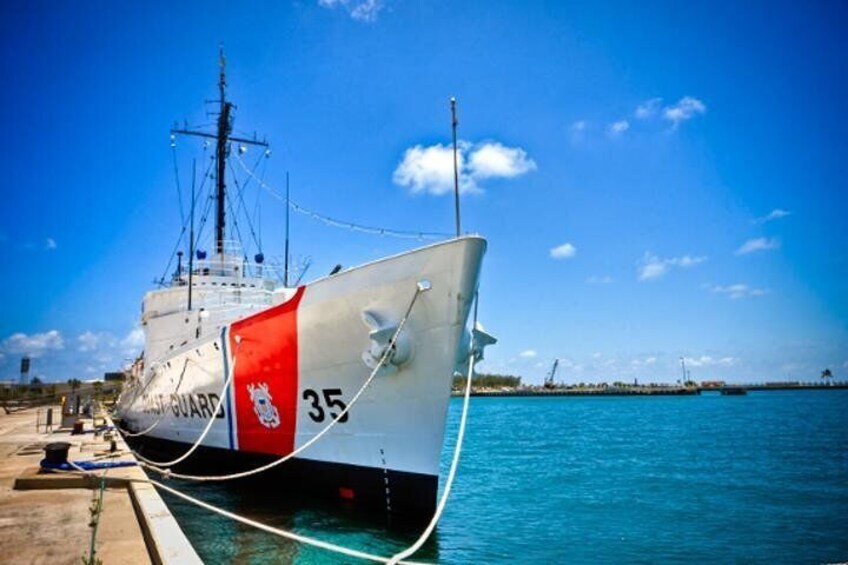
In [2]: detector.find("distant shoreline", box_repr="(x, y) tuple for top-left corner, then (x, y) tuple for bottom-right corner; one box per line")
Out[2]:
(452, 382), (848, 397)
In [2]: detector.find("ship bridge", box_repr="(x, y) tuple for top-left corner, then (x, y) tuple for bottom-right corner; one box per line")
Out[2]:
(141, 242), (294, 364)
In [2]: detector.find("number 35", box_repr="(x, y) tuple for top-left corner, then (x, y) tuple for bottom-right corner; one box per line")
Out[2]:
(302, 388), (349, 423)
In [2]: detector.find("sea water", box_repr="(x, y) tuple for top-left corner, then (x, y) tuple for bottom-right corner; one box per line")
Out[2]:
(160, 390), (848, 563)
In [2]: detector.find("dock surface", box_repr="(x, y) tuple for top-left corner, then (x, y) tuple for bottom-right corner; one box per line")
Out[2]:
(0, 405), (200, 564)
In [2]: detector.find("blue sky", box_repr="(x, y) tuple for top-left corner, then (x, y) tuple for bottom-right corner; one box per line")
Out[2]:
(1, 1), (846, 384)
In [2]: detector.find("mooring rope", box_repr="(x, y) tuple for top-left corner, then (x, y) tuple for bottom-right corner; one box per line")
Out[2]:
(51, 326), (477, 564)
(146, 478), (424, 564)
(141, 282), (427, 481)
(55, 340), (474, 565)
(131, 345), (240, 468)
(388, 304), (476, 564)
(45, 461), (424, 564)
(100, 281), (480, 563)
(118, 358), (191, 438)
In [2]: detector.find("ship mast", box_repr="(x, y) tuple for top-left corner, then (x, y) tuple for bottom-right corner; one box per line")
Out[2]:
(215, 47), (232, 256)
(171, 47), (269, 257)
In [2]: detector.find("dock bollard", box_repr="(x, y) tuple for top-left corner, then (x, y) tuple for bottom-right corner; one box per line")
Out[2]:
(44, 442), (71, 465)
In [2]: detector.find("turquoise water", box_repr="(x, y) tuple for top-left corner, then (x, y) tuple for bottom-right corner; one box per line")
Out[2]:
(160, 391), (848, 563)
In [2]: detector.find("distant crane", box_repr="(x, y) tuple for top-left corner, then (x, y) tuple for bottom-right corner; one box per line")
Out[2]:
(544, 359), (560, 389)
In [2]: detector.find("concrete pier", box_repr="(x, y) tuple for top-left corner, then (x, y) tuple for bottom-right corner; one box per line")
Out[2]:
(0, 405), (201, 564)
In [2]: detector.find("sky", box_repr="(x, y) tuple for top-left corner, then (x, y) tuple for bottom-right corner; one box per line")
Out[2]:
(1, 0), (846, 385)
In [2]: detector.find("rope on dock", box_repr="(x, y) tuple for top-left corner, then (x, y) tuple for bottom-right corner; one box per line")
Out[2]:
(140, 282), (427, 482)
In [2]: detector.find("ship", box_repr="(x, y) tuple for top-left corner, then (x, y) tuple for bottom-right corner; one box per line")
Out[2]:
(116, 52), (494, 518)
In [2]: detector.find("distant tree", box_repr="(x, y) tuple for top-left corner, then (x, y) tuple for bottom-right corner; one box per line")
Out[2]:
(821, 368), (833, 385)
(92, 381), (103, 399)
(68, 378), (81, 394)
(453, 373), (522, 390)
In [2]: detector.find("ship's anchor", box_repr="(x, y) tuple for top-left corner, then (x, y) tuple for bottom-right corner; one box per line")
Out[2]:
(360, 280), (431, 373)
(455, 320), (497, 374)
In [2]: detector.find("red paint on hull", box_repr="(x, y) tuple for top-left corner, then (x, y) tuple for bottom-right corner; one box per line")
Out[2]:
(230, 286), (305, 456)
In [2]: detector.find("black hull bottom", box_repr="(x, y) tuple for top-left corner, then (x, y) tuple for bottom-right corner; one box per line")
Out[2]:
(123, 433), (438, 520)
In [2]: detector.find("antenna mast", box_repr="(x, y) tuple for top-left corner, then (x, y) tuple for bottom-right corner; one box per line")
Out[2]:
(188, 159), (196, 310)
(450, 97), (461, 238)
(284, 171), (290, 287)
(170, 47), (269, 257)
(215, 46), (232, 256)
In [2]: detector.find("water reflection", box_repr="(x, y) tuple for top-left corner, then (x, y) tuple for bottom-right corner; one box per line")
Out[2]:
(159, 478), (441, 564)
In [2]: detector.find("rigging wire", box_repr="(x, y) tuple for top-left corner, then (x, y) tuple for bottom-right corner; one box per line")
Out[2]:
(234, 152), (452, 241)
(157, 156), (216, 286)
(227, 157), (263, 254)
(171, 141), (186, 225)
(193, 157), (218, 253)
(224, 190), (248, 259)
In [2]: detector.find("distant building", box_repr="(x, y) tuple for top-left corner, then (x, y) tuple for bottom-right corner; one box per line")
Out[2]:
(104, 371), (127, 382)
(700, 380), (726, 388)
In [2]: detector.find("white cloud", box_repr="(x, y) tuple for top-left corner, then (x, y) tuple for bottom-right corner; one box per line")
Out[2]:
(393, 140), (535, 195)
(393, 143), (464, 195)
(550, 242), (577, 259)
(519, 349), (538, 358)
(45, 238), (57, 250)
(2, 330), (64, 358)
(638, 252), (706, 281)
(663, 96), (706, 127)
(639, 255), (669, 281)
(586, 275), (613, 285)
(635, 97), (662, 119)
(755, 209), (792, 224)
(78, 331), (100, 352)
(569, 120), (588, 143)
(318, 0), (384, 22)
(468, 142), (537, 179)
(707, 283), (768, 299)
(77, 331), (118, 352)
(685, 355), (737, 368)
(735, 237), (780, 255)
(607, 120), (629, 137)
(121, 327), (145, 355)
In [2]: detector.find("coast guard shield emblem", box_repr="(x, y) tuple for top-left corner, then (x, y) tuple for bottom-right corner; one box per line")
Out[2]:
(247, 383), (280, 429)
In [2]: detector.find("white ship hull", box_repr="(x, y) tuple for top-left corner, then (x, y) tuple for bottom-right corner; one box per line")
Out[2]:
(118, 236), (486, 515)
